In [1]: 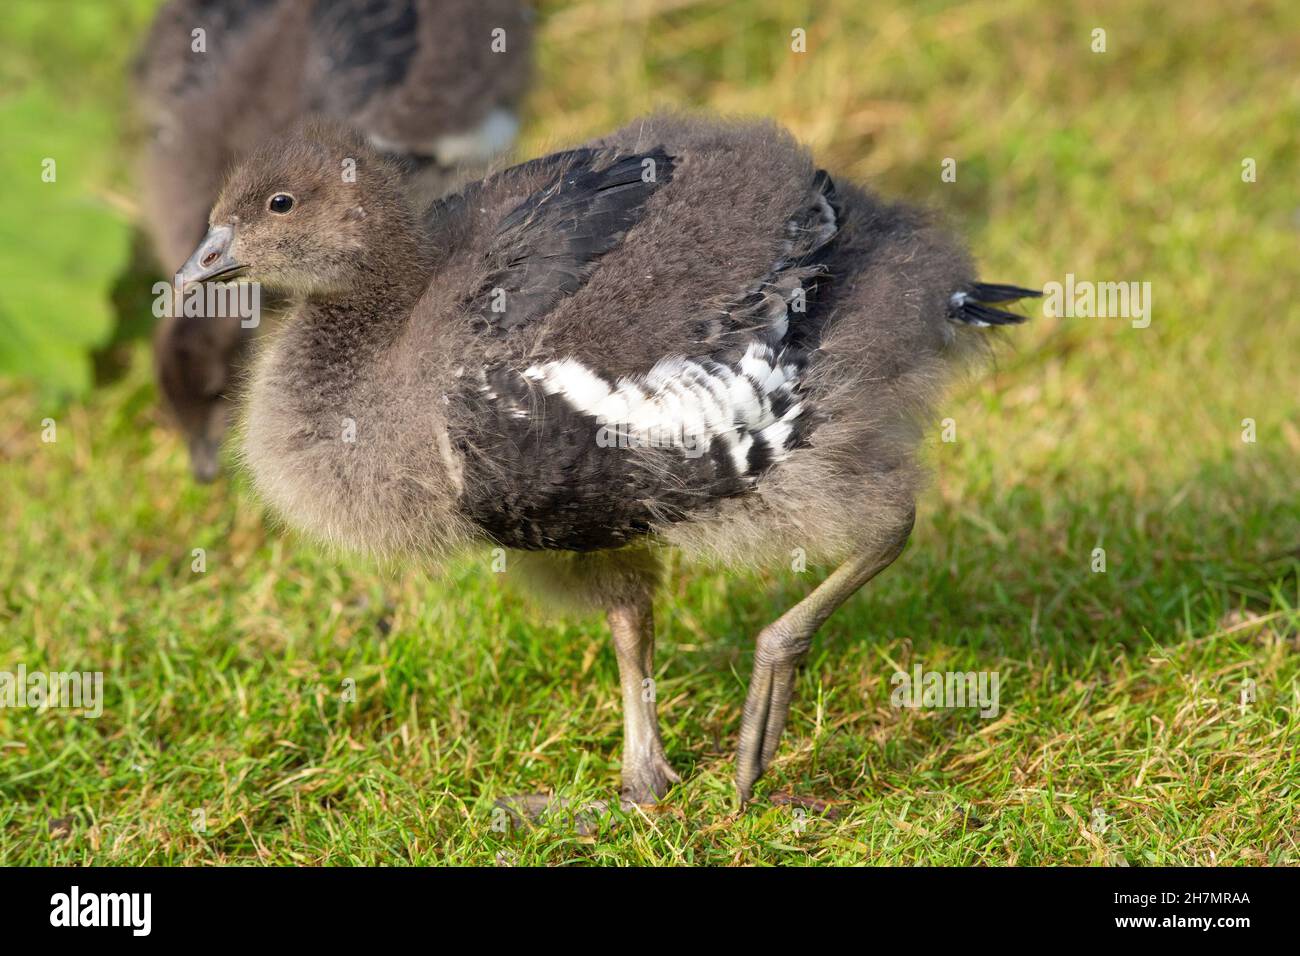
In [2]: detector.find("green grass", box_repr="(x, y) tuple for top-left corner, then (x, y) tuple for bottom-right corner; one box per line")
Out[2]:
(1, 0), (1298, 865)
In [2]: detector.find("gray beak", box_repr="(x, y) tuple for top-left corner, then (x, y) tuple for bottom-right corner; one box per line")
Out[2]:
(188, 436), (222, 484)
(176, 224), (245, 286)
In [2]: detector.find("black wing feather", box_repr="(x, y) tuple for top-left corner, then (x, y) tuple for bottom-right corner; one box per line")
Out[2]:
(450, 364), (746, 551)
(468, 147), (675, 336)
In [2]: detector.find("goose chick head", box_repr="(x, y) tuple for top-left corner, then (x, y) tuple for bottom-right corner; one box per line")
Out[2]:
(177, 120), (418, 299)
(181, 121), (459, 558)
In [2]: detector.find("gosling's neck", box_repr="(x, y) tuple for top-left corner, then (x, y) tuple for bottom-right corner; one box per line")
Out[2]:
(295, 227), (433, 373)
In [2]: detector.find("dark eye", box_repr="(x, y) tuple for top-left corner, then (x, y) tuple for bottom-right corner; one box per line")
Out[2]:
(268, 193), (294, 214)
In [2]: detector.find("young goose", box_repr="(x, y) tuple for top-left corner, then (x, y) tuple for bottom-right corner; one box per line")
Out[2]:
(179, 115), (1038, 806)
(136, 0), (531, 481)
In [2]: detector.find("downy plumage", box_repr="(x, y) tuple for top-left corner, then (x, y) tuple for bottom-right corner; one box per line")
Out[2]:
(179, 113), (1039, 806)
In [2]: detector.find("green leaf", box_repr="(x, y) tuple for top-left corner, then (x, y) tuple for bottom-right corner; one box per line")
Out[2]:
(0, 90), (132, 397)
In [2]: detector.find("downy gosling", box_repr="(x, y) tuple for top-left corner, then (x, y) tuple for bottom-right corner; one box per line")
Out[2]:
(178, 115), (1037, 807)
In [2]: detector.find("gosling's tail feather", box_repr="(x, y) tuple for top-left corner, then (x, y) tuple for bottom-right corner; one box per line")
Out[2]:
(967, 282), (1043, 303)
(948, 282), (1041, 327)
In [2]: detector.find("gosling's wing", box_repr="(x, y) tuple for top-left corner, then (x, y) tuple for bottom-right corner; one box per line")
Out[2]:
(458, 147), (676, 337)
(692, 166), (841, 362)
(448, 166), (842, 551)
(420, 147), (599, 231)
(450, 358), (755, 551)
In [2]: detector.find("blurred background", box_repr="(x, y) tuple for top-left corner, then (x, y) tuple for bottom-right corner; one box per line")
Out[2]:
(1, 0), (1297, 865)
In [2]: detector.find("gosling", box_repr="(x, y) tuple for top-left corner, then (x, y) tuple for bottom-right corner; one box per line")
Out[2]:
(178, 115), (1037, 806)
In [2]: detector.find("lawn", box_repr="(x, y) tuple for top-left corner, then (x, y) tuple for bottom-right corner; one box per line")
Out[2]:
(0, 0), (1297, 865)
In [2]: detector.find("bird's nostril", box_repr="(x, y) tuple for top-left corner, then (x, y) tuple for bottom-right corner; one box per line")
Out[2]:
(201, 251), (219, 267)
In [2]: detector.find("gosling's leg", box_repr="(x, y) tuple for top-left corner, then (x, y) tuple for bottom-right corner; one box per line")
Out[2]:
(608, 599), (680, 807)
(493, 550), (671, 831)
(736, 507), (916, 805)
